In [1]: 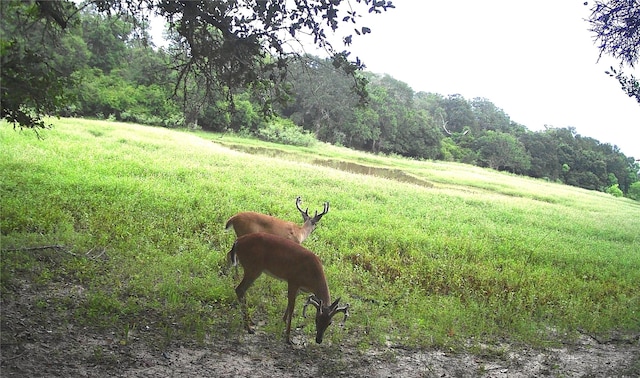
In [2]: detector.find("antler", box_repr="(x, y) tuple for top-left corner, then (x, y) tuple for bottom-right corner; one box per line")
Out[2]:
(296, 196), (311, 222)
(312, 202), (330, 224)
(303, 295), (321, 318)
(332, 302), (350, 326)
(296, 197), (330, 224)
(303, 295), (350, 325)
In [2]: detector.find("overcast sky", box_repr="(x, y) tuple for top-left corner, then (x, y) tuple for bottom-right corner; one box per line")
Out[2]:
(340, 1), (640, 159)
(151, 1), (640, 158)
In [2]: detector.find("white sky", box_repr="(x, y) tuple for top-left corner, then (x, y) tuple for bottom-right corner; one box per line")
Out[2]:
(339, 1), (640, 159)
(151, 1), (640, 158)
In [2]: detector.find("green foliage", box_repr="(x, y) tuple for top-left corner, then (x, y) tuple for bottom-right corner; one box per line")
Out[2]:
(364, 75), (442, 159)
(257, 118), (317, 147)
(76, 69), (180, 127)
(520, 127), (639, 194)
(2, 118), (639, 351)
(439, 136), (477, 163)
(80, 10), (132, 74)
(606, 184), (624, 197)
(439, 94), (476, 133)
(0, 0), (82, 129)
(281, 55), (363, 146)
(470, 97), (517, 133)
(628, 181), (640, 201)
(228, 97), (265, 133)
(475, 131), (531, 173)
(2, 0), (395, 129)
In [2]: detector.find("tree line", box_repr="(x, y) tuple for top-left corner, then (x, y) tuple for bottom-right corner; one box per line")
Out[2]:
(2, 2), (639, 199)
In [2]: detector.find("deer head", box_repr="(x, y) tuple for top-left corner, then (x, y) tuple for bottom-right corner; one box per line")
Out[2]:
(303, 294), (350, 344)
(296, 196), (330, 227)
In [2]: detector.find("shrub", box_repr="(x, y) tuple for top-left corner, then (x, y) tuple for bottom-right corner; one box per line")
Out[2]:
(605, 184), (623, 197)
(256, 118), (317, 147)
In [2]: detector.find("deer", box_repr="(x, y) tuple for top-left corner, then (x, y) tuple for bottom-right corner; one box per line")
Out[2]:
(228, 232), (349, 344)
(225, 196), (329, 244)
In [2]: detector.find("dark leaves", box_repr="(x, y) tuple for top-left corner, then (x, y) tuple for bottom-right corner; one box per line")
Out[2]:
(587, 0), (640, 104)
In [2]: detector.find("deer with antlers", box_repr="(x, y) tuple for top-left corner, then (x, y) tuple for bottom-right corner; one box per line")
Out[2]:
(228, 232), (349, 344)
(225, 196), (329, 244)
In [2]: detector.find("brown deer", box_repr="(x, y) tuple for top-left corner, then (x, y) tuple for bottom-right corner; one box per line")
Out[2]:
(225, 197), (329, 244)
(228, 232), (349, 344)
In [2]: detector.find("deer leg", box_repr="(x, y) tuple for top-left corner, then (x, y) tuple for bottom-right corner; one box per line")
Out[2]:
(235, 271), (260, 334)
(283, 286), (298, 344)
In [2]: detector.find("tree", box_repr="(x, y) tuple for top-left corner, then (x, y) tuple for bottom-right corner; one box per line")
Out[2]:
(1, 0), (395, 129)
(1, 0), (82, 129)
(629, 181), (640, 201)
(280, 55), (361, 145)
(367, 75), (441, 159)
(366, 83), (398, 153)
(475, 131), (531, 173)
(439, 94), (476, 134)
(80, 10), (133, 74)
(470, 98), (511, 133)
(520, 130), (562, 180)
(587, 0), (640, 104)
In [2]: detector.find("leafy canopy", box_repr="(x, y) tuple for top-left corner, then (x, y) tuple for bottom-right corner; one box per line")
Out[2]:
(1, 0), (395, 129)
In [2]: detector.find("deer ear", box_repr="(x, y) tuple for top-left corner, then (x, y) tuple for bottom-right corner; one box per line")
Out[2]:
(330, 298), (341, 310)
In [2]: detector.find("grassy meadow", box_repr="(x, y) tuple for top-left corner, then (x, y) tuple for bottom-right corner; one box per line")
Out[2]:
(1, 118), (639, 349)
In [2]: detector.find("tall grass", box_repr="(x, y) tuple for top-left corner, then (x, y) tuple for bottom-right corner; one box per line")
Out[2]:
(1, 118), (639, 349)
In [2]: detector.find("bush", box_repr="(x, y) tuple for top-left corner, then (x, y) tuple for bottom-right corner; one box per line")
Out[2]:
(605, 184), (624, 197)
(256, 118), (316, 147)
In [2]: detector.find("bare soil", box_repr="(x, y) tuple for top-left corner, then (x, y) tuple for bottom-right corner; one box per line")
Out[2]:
(2, 279), (639, 377)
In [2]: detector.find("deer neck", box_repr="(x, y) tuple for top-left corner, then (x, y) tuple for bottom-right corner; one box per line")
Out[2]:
(313, 281), (331, 305)
(296, 221), (315, 243)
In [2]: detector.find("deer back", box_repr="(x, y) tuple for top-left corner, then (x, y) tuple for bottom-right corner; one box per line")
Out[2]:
(225, 212), (302, 242)
(225, 198), (329, 244)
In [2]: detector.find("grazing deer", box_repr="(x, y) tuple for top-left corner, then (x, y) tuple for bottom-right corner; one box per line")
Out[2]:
(225, 197), (329, 244)
(228, 232), (349, 344)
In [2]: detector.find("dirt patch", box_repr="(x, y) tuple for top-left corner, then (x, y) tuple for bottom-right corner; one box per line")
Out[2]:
(2, 280), (638, 377)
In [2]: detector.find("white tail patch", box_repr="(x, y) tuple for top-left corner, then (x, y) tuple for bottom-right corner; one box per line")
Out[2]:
(229, 242), (238, 266)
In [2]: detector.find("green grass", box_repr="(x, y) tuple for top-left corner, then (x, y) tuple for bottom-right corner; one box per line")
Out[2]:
(1, 118), (639, 349)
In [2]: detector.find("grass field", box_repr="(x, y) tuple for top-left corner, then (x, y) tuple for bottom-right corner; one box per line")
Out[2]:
(1, 118), (639, 350)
